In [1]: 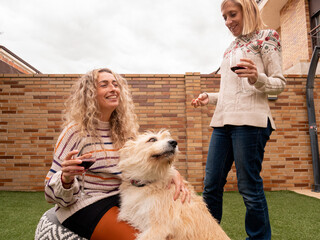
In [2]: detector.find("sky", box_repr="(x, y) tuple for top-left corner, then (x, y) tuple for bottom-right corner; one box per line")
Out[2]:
(0, 0), (234, 74)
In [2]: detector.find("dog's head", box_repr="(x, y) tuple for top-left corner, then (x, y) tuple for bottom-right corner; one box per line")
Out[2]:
(119, 130), (178, 183)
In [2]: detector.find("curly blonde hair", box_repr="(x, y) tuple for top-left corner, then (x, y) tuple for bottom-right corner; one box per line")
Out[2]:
(63, 68), (139, 148)
(221, 0), (265, 35)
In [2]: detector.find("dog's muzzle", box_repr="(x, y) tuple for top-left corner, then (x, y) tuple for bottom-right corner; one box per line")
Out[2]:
(151, 140), (177, 158)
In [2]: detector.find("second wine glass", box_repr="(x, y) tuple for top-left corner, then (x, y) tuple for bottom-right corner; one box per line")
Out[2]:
(230, 47), (247, 93)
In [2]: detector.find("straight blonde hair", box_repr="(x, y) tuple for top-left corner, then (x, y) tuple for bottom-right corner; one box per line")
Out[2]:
(221, 0), (265, 35)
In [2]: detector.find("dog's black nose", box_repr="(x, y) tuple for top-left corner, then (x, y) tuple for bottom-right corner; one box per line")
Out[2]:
(169, 140), (177, 148)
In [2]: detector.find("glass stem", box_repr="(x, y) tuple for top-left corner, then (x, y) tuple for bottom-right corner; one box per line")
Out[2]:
(81, 172), (85, 197)
(240, 77), (247, 93)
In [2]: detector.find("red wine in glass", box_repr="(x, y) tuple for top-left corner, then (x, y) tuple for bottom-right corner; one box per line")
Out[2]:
(76, 156), (96, 199)
(78, 158), (95, 170)
(231, 66), (246, 72)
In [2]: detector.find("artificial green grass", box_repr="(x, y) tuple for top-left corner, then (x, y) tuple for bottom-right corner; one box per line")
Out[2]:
(220, 191), (320, 240)
(0, 191), (52, 240)
(0, 191), (319, 239)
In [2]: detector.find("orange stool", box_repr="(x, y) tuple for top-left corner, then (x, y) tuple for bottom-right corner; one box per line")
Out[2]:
(91, 206), (139, 240)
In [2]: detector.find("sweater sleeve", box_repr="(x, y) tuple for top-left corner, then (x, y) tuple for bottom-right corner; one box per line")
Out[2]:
(44, 124), (80, 207)
(253, 29), (286, 95)
(206, 92), (219, 105)
(205, 42), (232, 106)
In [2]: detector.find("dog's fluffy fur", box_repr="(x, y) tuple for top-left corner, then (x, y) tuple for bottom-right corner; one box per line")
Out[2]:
(118, 130), (230, 240)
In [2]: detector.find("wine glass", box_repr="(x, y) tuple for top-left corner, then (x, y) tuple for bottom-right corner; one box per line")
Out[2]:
(230, 47), (247, 93)
(77, 152), (96, 199)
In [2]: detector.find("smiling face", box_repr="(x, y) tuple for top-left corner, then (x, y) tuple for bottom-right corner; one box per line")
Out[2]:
(222, 0), (244, 37)
(96, 71), (120, 121)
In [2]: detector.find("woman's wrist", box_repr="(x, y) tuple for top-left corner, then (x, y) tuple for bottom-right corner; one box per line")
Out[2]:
(61, 174), (74, 187)
(248, 77), (257, 85)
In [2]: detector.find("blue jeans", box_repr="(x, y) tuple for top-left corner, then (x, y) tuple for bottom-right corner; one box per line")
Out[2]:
(203, 122), (272, 240)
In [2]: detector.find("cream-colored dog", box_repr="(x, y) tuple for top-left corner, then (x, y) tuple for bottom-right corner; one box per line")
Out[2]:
(118, 130), (230, 240)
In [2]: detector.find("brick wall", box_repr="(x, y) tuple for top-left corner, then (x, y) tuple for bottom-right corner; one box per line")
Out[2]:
(280, 0), (312, 71)
(0, 73), (319, 192)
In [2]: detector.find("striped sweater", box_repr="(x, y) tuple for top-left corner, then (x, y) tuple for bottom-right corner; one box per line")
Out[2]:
(44, 120), (121, 223)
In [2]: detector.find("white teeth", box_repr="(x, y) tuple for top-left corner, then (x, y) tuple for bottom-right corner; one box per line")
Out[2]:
(106, 95), (117, 99)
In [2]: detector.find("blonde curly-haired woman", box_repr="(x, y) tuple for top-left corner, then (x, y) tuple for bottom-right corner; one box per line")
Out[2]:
(45, 68), (188, 239)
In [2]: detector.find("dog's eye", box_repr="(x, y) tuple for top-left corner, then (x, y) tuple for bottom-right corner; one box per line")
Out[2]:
(147, 137), (157, 143)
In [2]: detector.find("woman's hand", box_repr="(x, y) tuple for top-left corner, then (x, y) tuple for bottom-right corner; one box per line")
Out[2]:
(61, 150), (91, 187)
(191, 93), (209, 108)
(169, 169), (191, 203)
(236, 58), (258, 84)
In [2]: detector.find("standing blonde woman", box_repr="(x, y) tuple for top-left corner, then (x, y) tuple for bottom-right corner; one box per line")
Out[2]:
(45, 68), (188, 239)
(192, 0), (286, 239)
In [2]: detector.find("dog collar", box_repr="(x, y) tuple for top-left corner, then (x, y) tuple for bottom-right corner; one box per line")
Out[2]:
(130, 179), (150, 187)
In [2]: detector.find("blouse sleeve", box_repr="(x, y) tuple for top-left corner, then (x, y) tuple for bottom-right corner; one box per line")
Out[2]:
(253, 29), (286, 95)
(44, 124), (80, 208)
